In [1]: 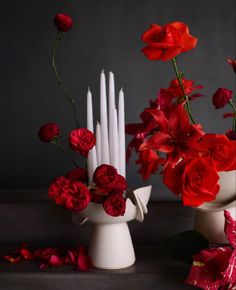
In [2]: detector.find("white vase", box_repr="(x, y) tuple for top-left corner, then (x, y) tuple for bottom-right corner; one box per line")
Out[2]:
(72, 185), (152, 269)
(194, 170), (236, 244)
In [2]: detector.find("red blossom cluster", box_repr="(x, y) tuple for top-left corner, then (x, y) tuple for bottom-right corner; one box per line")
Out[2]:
(4, 244), (91, 271)
(48, 164), (127, 217)
(186, 211), (236, 289)
(92, 165), (127, 217)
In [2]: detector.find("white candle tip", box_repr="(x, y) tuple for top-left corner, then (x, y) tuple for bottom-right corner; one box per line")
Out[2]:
(120, 87), (123, 92)
(88, 86), (90, 92)
(101, 69), (104, 73)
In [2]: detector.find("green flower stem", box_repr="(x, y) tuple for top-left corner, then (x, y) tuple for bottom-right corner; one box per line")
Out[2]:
(172, 58), (195, 124)
(52, 138), (79, 168)
(229, 99), (236, 131)
(52, 32), (79, 128)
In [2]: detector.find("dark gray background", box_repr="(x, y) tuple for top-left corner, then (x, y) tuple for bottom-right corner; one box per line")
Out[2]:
(1, 0), (235, 199)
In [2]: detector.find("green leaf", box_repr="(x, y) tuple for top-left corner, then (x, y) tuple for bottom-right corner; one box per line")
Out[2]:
(161, 230), (209, 264)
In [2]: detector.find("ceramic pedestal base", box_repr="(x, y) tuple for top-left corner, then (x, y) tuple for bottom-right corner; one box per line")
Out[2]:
(89, 222), (135, 269)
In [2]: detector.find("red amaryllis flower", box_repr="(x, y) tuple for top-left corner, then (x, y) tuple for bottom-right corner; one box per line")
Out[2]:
(181, 156), (220, 206)
(38, 123), (59, 143)
(65, 167), (88, 182)
(186, 211), (236, 289)
(136, 149), (165, 180)
(54, 13), (73, 32)
(198, 134), (236, 171)
(140, 105), (205, 167)
(141, 22), (197, 61)
(157, 78), (203, 117)
(212, 88), (232, 109)
(103, 193), (126, 217)
(69, 128), (96, 157)
(93, 164), (118, 190)
(227, 58), (236, 73)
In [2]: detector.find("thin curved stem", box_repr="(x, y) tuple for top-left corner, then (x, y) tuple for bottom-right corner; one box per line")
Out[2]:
(52, 139), (79, 168)
(229, 99), (236, 131)
(52, 32), (79, 128)
(172, 58), (195, 124)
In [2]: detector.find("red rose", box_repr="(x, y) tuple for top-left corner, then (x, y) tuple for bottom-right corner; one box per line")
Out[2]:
(38, 123), (59, 143)
(69, 128), (96, 157)
(212, 88), (232, 109)
(141, 22), (197, 61)
(93, 164), (118, 190)
(65, 167), (88, 182)
(182, 157), (220, 206)
(199, 134), (236, 171)
(103, 193), (126, 217)
(54, 13), (73, 32)
(64, 181), (91, 211)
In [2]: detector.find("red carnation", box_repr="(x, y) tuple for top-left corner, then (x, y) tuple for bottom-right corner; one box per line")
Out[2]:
(54, 13), (73, 32)
(93, 164), (118, 190)
(65, 167), (88, 182)
(103, 193), (126, 217)
(212, 88), (232, 109)
(69, 128), (96, 157)
(38, 123), (59, 143)
(141, 22), (197, 61)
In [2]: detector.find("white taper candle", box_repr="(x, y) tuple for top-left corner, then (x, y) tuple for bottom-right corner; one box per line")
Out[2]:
(86, 87), (97, 183)
(110, 108), (119, 171)
(118, 88), (126, 177)
(96, 121), (102, 166)
(100, 70), (110, 164)
(109, 72), (115, 157)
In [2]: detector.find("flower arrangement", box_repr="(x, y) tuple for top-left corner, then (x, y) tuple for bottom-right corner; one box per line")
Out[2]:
(126, 21), (236, 207)
(38, 14), (127, 217)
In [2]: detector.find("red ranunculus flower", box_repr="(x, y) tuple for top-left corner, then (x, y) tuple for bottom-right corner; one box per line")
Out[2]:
(65, 167), (88, 182)
(103, 193), (126, 217)
(48, 176), (90, 211)
(54, 13), (73, 32)
(212, 88), (232, 109)
(38, 123), (59, 143)
(182, 156), (220, 206)
(93, 164), (118, 190)
(199, 134), (236, 171)
(69, 128), (96, 157)
(141, 22), (197, 61)
(110, 174), (127, 194)
(64, 181), (91, 211)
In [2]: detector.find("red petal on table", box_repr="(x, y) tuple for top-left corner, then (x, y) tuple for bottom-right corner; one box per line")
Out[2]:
(66, 250), (76, 264)
(224, 210), (236, 248)
(4, 255), (21, 263)
(21, 249), (34, 260)
(49, 255), (64, 266)
(77, 245), (87, 255)
(77, 254), (91, 271)
(39, 263), (49, 270)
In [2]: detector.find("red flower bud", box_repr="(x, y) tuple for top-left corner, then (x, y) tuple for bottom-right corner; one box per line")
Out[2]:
(212, 88), (232, 109)
(38, 123), (59, 143)
(54, 13), (73, 32)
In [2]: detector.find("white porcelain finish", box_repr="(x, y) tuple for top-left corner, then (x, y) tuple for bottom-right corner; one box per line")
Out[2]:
(194, 170), (236, 244)
(72, 185), (152, 269)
